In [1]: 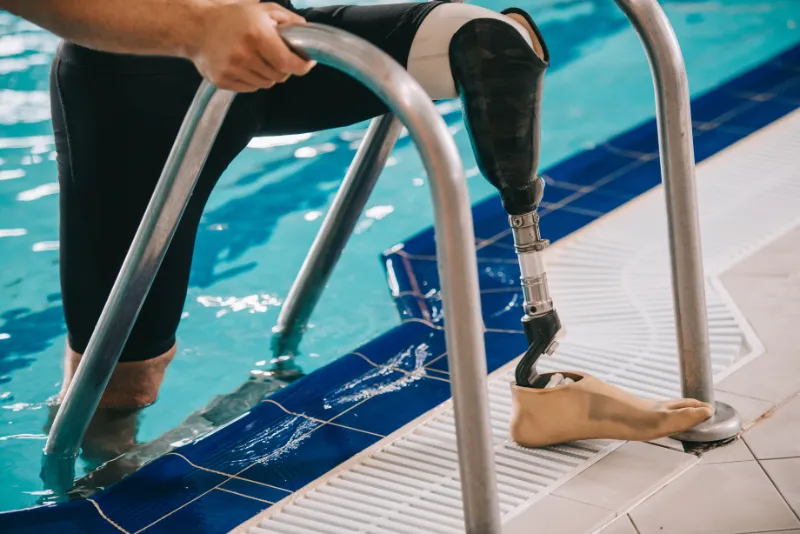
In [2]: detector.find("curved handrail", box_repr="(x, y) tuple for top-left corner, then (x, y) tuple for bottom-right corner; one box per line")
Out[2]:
(41, 23), (500, 534)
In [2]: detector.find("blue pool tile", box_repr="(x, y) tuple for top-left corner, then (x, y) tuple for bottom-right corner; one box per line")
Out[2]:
(720, 99), (798, 133)
(396, 227), (436, 256)
(605, 120), (659, 156)
(545, 145), (639, 187)
(692, 128), (750, 162)
(481, 290), (526, 331)
(144, 487), (270, 534)
(268, 354), (377, 420)
(333, 375), (453, 436)
(352, 320), (446, 372)
(91, 453), (228, 533)
(476, 260), (522, 291)
(721, 61), (800, 96)
(472, 208), (516, 241)
(599, 159), (662, 199)
(540, 182), (584, 204)
(563, 188), (631, 214)
(179, 403), (322, 477)
(427, 331), (529, 376)
(475, 242), (517, 261)
(690, 90), (753, 124)
(773, 77), (800, 103)
(471, 194), (504, 223)
(537, 209), (598, 241)
(218, 477), (290, 505)
(0, 501), (113, 534)
(395, 293), (428, 321)
(236, 423), (381, 491)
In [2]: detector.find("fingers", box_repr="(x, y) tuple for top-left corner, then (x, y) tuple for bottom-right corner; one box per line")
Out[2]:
(256, 6), (316, 77)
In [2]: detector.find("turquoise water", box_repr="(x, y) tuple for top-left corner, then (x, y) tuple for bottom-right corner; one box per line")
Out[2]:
(0, 0), (798, 513)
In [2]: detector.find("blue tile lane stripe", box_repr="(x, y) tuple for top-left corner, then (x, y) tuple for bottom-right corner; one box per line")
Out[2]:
(1, 43), (798, 534)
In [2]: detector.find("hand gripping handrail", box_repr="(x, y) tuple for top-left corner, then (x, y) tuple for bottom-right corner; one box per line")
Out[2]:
(41, 23), (501, 534)
(275, 0), (742, 443)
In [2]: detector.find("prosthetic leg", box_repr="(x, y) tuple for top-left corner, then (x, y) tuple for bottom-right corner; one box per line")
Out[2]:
(450, 11), (714, 448)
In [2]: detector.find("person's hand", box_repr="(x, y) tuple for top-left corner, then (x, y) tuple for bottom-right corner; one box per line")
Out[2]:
(189, 1), (316, 92)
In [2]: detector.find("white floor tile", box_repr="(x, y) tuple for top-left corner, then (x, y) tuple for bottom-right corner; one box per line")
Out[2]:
(629, 461), (800, 534)
(702, 438), (754, 464)
(553, 441), (695, 513)
(714, 390), (775, 427)
(503, 495), (613, 534)
(762, 458), (800, 517)
(744, 394), (800, 460)
(600, 515), (638, 534)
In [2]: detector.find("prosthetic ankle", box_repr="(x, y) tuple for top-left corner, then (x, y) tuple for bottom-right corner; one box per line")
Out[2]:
(450, 10), (713, 447)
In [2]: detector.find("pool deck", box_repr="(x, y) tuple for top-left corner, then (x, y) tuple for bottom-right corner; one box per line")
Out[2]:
(1, 42), (799, 534)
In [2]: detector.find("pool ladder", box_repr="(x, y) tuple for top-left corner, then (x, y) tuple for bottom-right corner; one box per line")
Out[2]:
(42, 2), (742, 532)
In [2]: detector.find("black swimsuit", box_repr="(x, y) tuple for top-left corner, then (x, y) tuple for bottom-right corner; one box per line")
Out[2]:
(51, 1), (444, 361)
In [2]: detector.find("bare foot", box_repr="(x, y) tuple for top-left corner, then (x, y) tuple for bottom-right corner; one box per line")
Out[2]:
(510, 371), (713, 447)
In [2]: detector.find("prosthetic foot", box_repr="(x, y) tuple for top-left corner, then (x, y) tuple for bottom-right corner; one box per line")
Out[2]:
(450, 10), (712, 447)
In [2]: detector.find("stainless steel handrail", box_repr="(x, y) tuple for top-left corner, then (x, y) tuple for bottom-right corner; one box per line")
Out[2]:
(42, 23), (501, 534)
(275, 0), (742, 443)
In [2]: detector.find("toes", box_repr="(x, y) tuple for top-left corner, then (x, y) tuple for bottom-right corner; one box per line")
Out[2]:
(675, 405), (714, 423)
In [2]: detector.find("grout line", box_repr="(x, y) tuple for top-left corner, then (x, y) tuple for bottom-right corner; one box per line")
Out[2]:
(485, 327), (526, 334)
(139, 421), (334, 533)
(216, 487), (275, 505)
(166, 453), (293, 493)
(400, 253), (431, 321)
(401, 317), (444, 330)
(628, 514), (643, 534)
(261, 398), (386, 437)
(350, 350), (450, 383)
(87, 498), (130, 534)
(742, 440), (800, 523)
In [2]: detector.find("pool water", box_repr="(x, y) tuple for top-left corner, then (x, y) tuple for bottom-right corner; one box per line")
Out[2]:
(0, 0), (798, 514)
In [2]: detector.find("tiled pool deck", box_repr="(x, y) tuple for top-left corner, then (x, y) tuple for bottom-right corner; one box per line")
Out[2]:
(1, 43), (799, 534)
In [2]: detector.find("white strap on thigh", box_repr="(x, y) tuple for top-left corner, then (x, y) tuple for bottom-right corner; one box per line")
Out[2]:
(407, 3), (533, 100)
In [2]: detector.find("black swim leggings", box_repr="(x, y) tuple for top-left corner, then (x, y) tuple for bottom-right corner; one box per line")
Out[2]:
(51, 1), (449, 361)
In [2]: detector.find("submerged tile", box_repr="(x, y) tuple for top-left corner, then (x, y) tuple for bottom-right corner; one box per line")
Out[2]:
(92, 453), (228, 533)
(0, 500), (114, 534)
(144, 486), (271, 534)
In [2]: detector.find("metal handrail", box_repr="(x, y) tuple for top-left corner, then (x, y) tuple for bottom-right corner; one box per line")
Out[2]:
(275, 0), (742, 443)
(42, 23), (501, 533)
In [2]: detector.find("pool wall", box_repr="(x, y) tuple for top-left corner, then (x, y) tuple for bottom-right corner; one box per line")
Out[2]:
(0, 43), (798, 534)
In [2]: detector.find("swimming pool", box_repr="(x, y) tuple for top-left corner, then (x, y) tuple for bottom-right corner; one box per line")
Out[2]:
(0, 0), (798, 514)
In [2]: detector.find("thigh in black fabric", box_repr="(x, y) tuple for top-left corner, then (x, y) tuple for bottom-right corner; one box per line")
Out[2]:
(252, 2), (445, 135)
(51, 52), (259, 361)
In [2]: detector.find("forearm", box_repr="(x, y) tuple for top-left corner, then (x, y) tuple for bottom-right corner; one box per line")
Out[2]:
(3, 0), (214, 59)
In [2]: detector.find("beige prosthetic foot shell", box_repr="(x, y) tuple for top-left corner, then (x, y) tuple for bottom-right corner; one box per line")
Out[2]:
(510, 371), (714, 448)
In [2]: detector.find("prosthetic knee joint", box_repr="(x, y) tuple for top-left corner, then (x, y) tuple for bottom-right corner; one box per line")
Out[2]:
(450, 9), (560, 389)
